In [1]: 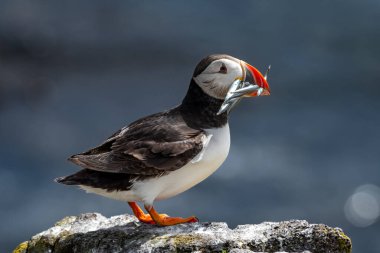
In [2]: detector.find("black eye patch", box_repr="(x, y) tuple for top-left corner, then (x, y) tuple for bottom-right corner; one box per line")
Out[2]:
(219, 63), (227, 74)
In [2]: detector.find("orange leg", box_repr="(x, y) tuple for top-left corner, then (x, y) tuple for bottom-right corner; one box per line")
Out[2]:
(128, 202), (156, 224)
(144, 204), (198, 226)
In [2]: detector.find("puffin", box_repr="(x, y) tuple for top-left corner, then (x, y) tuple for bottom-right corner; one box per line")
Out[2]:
(56, 54), (270, 226)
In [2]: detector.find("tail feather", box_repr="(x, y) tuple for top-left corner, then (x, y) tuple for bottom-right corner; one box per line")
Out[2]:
(54, 169), (136, 191)
(54, 175), (80, 185)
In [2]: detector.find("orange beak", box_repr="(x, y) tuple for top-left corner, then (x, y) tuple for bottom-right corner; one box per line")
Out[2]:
(243, 62), (271, 96)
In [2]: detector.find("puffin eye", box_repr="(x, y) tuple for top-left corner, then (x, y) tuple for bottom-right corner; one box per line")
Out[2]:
(219, 63), (227, 74)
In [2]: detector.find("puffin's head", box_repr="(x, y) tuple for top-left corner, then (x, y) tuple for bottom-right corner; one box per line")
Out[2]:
(192, 54), (270, 100)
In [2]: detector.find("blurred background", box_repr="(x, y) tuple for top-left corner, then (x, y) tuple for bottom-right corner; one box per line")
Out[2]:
(1, 0), (379, 252)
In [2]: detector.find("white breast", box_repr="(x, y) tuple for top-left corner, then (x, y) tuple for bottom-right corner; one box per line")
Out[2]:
(131, 124), (231, 205)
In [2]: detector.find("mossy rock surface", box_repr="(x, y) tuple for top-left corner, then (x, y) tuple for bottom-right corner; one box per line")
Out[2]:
(15, 213), (351, 253)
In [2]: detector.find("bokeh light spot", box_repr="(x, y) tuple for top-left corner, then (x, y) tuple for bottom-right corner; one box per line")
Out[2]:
(344, 184), (380, 227)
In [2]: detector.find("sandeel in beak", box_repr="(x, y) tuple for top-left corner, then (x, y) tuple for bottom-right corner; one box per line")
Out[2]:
(217, 63), (271, 115)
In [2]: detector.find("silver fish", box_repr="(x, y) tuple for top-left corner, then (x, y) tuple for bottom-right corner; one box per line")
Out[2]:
(216, 64), (271, 115)
(217, 80), (261, 115)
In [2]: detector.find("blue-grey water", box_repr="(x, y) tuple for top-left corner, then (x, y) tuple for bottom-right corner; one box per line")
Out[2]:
(1, 1), (379, 252)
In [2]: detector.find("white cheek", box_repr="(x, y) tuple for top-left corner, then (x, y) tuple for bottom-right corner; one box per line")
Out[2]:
(194, 60), (243, 99)
(214, 67), (242, 89)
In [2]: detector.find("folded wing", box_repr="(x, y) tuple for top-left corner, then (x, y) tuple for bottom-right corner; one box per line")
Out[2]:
(69, 108), (205, 176)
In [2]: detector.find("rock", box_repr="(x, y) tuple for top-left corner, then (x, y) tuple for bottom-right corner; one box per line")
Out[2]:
(14, 213), (351, 253)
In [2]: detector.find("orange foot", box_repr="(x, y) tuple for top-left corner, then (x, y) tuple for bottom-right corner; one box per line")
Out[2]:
(127, 202), (198, 226)
(128, 202), (159, 224)
(145, 204), (198, 226)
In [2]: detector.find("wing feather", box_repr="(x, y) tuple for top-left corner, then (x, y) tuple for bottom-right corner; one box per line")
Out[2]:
(69, 108), (205, 176)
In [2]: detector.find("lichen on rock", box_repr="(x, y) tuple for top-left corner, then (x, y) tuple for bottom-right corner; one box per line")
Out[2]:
(14, 213), (351, 253)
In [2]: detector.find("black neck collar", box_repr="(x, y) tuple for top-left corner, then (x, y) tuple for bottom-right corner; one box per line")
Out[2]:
(179, 79), (228, 129)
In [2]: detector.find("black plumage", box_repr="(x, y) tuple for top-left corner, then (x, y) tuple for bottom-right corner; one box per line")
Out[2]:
(68, 107), (206, 176)
(181, 80), (227, 129)
(55, 169), (141, 191)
